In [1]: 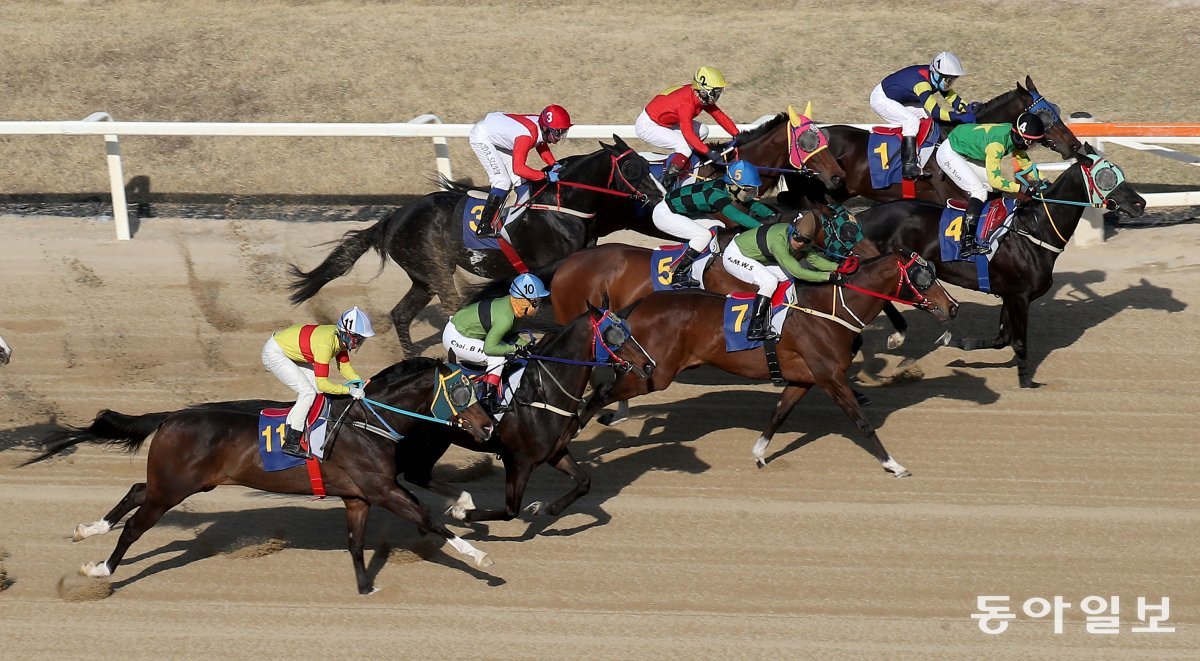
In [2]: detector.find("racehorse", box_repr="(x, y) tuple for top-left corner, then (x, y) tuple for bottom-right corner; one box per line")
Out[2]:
(288, 136), (663, 357)
(858, 144), (1146, 388)
(590, 105), (848, 239)
(21, 359), (495, 595)
(781, 76), (1084, 207)
(548, 206), (870, 325)
(397, 300), (656, 523)
(577, 250), (959, 477)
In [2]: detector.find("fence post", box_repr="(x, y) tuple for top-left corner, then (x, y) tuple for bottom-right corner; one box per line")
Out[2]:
(407, 114), (453, 183)
(1067, 112), (1104, 247)
(81, 113), (131, 240)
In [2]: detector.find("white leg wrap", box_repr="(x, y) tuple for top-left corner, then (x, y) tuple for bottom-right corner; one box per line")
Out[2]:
(446, 491), (476, 520)
(881, 456), (911, 477)
(752, 436), (770, 462)
(73, 519), (111, 542)
(447, 536), (493, 568)
(80, 561), (111, 578)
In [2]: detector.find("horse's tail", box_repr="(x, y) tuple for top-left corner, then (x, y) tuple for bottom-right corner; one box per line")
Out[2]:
(287, 217), (390, 305)
(436, 174), (486, 196)
(20, 409), (170, 467)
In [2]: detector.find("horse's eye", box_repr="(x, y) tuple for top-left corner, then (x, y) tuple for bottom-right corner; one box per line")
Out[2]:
(622, 161), (647, 180)
(1093, 168), (1118, 190)
(797, 130), (820, 152)
(603, 326), (627, 346)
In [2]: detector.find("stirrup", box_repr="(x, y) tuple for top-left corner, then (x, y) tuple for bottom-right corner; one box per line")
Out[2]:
(960, 241), (990, 258)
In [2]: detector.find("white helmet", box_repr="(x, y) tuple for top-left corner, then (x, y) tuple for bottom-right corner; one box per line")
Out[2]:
(930, 51), (966, 77)
(338, 306), (375, 338)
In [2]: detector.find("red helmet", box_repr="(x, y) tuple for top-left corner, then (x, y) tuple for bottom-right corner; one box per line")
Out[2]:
(539, 104), (572, 130)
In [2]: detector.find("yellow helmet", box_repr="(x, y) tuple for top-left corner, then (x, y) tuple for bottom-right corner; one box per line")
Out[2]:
(692, 66), (727, 91)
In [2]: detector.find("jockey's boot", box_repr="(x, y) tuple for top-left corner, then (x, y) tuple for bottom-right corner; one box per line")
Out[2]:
(959, 197), (991, 258)
(280, 427), (308, 458)
(901, 136), (922, 180)
(474, 188), (507, 238)
(669, 247), (702, 288)
(478, 373), (505, 416)
(746, 294), (777, 341)
(662, 153), (689, 191)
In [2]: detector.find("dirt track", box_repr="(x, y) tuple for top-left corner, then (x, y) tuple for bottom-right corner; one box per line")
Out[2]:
(0, 215), (1196, 658)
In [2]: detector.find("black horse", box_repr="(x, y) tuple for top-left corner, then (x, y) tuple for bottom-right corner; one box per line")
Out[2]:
(22, 359), (495, 595)
(396, 298), (656, 524)
(289, 136), (663, 356)
(858, 144), (1147, 388)
(782, 76), (1084, 207)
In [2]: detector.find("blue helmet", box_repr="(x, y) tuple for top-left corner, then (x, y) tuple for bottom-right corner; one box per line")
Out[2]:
(724, 160), (762, 189)
(510, 273), (549, 299)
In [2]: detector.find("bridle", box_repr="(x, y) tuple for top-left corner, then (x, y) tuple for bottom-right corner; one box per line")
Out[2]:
(1016, 156), (1127, 253)
(786, 253), (949, 332)
(549, 149), (653, 204)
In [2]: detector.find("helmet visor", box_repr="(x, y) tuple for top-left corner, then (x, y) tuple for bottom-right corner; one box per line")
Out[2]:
(698, 87), (722, 104)
(544, 127), (568, 143)
(732, 184), (758, 202)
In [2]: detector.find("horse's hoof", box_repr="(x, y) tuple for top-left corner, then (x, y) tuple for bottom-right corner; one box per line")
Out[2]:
(79, 561), (110, 578)
(359, 585), (378, 596)
(886, 332), (905, 350)
(598, 412), (627, 426)
(934, 331), (953, 347)
(476, 553), (495, 569)
(894, 469), (913, 478)
(754, 456), (767, 469)
(445, 505), (468, 521)
(72, 525), (87, 542)
(523, 501), (545, 516)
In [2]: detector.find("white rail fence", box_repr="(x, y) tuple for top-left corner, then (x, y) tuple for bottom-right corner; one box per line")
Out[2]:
(0, 112), (1194, 242)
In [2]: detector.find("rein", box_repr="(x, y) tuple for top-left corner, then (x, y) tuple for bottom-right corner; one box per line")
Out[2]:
(552, 149), (649, 201)
(785, 255), (935, 330)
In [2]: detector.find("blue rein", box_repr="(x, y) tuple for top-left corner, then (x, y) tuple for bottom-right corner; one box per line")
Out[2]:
(522, 354), (610, 368)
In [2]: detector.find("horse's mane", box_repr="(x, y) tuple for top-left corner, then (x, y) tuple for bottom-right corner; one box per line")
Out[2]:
(974, 87), (1027, 119)
(368, 356), (439, 384)
(707, 112), (785, 149)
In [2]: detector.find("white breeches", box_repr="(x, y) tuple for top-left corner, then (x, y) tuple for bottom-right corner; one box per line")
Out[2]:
(468, 126), (521, 191)
(652, 201), (720, 252)
(935, 142), (992, 202)
(635, 110), (710, 155)
(443, 321), (506, 373)
(723, 240), (787, 297)
(870, 84), (927, 137)
(261, 337), (318, 432)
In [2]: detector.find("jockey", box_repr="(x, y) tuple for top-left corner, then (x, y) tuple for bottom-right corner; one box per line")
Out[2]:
(935, 112), (1045, 258)
(442, 273), (549, 412)
(870, 51), (978, 180)
(468, 105), (573, 238)
(262, 307), (375, 458)
(635, 66), (742, 190)
(723, 213), (841, 341)
(653, 160), (777, 288)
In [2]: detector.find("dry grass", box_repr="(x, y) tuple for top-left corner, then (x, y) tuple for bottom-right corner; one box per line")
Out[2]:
(0, 0), (1197, 197)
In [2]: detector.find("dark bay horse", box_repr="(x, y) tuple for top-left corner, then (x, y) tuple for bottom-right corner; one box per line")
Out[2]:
(858, 144), (1146, 388)
(289, 136), (663, 356)
(591, 105), (848, 239)
(579, 251), (959, 477)
(782, 76), (1084, 207)
(21, 359), (495, 595)
(396, 301), (656, 523)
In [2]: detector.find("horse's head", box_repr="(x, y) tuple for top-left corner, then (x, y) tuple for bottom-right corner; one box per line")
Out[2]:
(586, 299), (655, 379)
(787, 102), (845, 190)
(1072, 144), (1146, 217)
(892, 251), (958, 322)
(599, 135), (664, 206)
(432, 360), (494, 442)
(1019, 76), (1083, 158)
(813, 202), (865, 260)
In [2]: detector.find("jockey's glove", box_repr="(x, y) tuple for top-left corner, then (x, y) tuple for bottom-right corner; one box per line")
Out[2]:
(348, 386), (365, 400)
(950, 110), (977, 124)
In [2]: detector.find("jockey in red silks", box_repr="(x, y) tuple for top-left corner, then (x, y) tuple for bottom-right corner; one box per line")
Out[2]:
(635, 66), (741, 189)
(468, 105), (573, 238)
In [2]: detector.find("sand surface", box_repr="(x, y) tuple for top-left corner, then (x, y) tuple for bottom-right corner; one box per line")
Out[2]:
(0, 214), (1196, 658)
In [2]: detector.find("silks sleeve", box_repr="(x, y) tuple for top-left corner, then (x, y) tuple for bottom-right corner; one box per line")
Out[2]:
(707, 105), (740, 137)
(712, 196), (762, 229)
(984, 142), (1023, 192)
(914, 81), (955, 122)
(510, 135), (547, 181)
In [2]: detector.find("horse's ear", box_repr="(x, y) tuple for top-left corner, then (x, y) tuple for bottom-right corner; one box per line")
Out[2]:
(1075, 144), (1094, 165)
(787, 104), (801, 126)
(612, 134), (630, 150)
(599, 140), (614, 153)
(1025, 75), (1038, 94)
(803, 100), (813, 119)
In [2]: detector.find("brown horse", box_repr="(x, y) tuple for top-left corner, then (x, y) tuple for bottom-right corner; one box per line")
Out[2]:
(549, 206), (870, 325)
(590, 105), (847, 239)
(578, 251), (959, 477)
(780, 76), (1084, 208)
(21, 359), (494, 595)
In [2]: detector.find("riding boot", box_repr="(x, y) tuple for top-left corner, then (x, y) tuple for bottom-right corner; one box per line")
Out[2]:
(959, 198), (991, 258)
(474, 188), (507, 238)
(478, 373), (506, 415)
(746, 294), (777, 341)
(901, 136), (922, 180)
(662, 155), (688, 191)
(669, 247), (702, 289)
(280, 427), (308, 458)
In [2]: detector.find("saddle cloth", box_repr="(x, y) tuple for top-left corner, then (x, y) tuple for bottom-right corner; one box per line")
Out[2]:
(722, 282), (796, 352)
(650, 243), (716, 292)
(461, 185), (531, 250)
(257, 394), (329, 472)
(938, 197), (1017, 293)
(867, 118), (940, 190)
